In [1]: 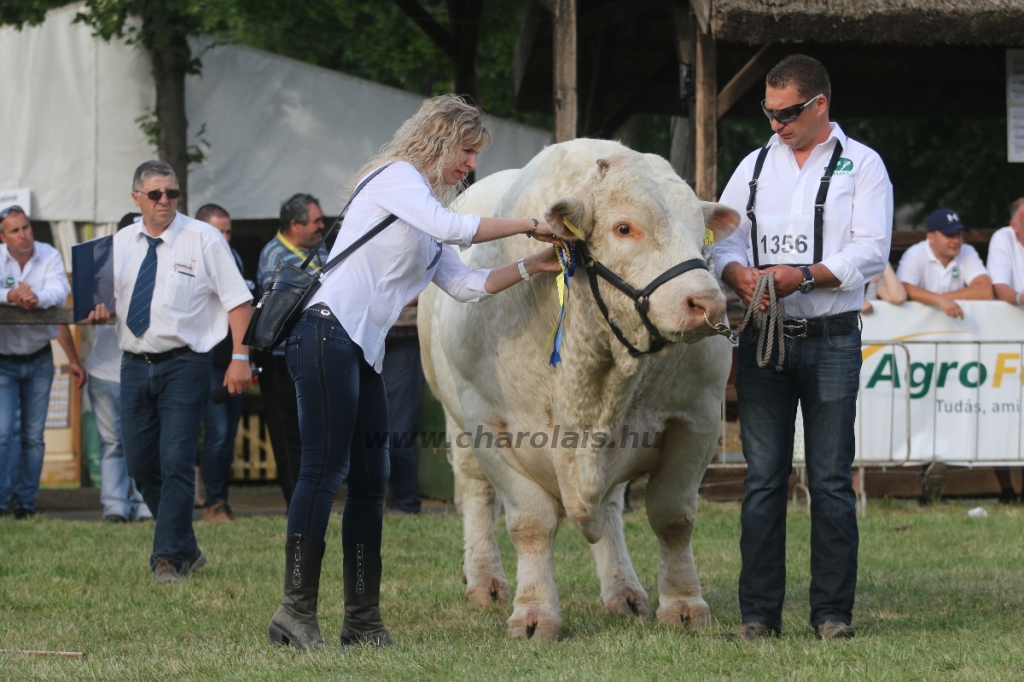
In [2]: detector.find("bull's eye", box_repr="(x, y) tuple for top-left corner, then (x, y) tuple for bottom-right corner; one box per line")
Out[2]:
(616, 224), (631, 236)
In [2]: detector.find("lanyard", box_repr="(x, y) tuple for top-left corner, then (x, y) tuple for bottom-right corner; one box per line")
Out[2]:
(276, 233), (321, 271)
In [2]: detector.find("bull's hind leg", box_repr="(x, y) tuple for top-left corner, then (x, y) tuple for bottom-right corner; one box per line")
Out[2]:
(645, 420), (716, 628)
(448, 414), (509, 606)
(589, 482), (652, 618)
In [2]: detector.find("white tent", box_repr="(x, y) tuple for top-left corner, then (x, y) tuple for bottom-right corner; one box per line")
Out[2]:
(0, 3), (552, 227)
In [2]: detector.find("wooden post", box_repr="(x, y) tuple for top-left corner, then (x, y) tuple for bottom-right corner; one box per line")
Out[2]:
(694, 30), (717, 200)
(553, 0), (577, 142)
(670, 4), (695, 181)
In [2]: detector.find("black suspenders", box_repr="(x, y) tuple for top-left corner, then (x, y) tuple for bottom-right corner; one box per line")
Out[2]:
(748, 139), (845, 269)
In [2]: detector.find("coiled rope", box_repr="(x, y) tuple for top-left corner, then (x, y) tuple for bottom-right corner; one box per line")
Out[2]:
(737, 273), (786, 371)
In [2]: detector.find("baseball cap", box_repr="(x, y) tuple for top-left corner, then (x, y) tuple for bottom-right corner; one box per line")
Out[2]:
(926, 208), (966, 236)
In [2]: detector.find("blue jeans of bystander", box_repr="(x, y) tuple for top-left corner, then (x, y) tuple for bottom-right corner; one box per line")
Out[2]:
(0, 351), (54, 512)
(382, 335), (424, 513)
(200, 366), (244, 506)
(88, 375), (150, 520)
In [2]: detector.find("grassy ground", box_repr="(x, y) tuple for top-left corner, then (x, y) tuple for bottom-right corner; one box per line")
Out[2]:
(1, 499), (1022, 681)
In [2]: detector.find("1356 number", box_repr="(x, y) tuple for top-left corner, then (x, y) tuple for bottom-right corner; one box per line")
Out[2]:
(760, 234), (808, 255)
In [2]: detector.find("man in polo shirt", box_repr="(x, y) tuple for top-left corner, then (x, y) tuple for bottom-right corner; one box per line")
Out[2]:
(988, 198), (1024, 307)
(896, 208), (993, 319)
(0, 204), (86, 518)
(254, 193), (326, 506)
(87, 161), (253, 583)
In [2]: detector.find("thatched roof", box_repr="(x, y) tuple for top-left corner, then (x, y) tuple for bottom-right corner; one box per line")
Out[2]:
(709, 0), (1024, 46)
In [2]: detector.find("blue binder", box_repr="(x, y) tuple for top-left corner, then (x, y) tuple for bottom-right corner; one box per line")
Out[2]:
(72, 236), (114, 323)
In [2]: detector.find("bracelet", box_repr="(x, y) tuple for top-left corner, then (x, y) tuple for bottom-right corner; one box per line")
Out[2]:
(517, 258), (531, 281)
(232, 353), (250, 362)
(526, 218), (538, 239)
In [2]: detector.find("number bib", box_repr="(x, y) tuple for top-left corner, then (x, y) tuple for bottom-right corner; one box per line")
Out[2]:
(755, 215), (814, 266)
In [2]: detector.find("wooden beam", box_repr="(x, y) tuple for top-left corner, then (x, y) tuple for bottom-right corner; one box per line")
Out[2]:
(670, 3), (695, 180)
(0, 306), (80, 325)
(553, 0), (577, 142)
(690, 0), (711, 34)
(717, 44), (775, 119)
(513, 0), (544, 100)
(694, 30), (717, 200)
(392, 0), (459, 61)
(449, 0), (483, 103)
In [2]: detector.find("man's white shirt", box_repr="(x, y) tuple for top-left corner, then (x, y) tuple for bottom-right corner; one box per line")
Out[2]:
(896, 241), (987, 294)
(0, 241), (70, 355)
(113, 212), (252, 354)
(714, 122), (893, 319)
(985, 227), (1024, 292)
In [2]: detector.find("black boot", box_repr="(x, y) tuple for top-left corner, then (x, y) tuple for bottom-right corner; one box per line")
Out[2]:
(268, 535), (325, 650)
(339, 544), (396, 647)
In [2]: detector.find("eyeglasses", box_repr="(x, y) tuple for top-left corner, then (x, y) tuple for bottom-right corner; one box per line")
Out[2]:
(760, 94), (824, 124)
(136, 189), (181, 201)
(0, 205), (24, 221)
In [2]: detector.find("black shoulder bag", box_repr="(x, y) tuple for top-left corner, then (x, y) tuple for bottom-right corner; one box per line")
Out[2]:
(242, 164), (397, 350)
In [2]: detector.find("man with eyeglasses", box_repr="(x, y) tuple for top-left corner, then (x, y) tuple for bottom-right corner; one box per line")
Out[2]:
(85, 160), (253, 584)
(0, 204), (86, 518)
(254, 193), (327, 506)
(714, 55), (893, 641)
(896, 208), (993, 320)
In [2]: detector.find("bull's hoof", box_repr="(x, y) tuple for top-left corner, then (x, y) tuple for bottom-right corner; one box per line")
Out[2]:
(465, 577), (509, 606)
(604, 586), (653, 618)
(657, 598), (711, 628)
(508, 609), (563, 641)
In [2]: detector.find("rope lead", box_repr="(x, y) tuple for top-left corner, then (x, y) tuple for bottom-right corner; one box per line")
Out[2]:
(738, 273), (786, 371)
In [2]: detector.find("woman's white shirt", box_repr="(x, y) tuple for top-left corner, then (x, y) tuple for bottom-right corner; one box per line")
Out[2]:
(307, 161), (492, 372)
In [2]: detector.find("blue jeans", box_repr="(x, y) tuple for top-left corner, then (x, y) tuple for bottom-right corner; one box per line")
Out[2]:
(285, 311), (390, 551)
(736, 324), (862, 631)
(121, 351), (211, 570)
(200, 366), (243, 505)
(88, 376), (149, 519)
(382, 335), (424, 513)
(0, 351), (54, 512)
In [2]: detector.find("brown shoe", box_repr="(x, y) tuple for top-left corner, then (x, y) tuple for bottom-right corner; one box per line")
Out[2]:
(814, 620), (855, 640)
(203, 501), (232, 524)
(720, 621), (780, 641)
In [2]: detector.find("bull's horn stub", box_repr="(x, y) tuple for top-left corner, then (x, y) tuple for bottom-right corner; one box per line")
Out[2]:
(562, 217), (586, 241)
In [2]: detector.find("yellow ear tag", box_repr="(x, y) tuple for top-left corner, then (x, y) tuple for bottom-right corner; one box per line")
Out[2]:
(562, 217), (586, 241)
(703, 227), (715, 246)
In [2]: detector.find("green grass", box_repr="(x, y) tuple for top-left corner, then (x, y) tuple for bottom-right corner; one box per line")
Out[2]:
(1, 499), (1023, 680)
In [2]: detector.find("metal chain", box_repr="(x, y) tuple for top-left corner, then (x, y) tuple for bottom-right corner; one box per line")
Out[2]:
(738, 273), (786, 371)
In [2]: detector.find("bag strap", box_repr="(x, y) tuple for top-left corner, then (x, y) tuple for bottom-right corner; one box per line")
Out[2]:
(317, 214), (399, 279)
(297, 163), (393, 272)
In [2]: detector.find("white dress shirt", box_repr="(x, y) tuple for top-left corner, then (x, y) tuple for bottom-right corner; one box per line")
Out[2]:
(86, 325), (122, 383)
(714, 123), (893, 319)
(985, 227), (1024, 292)
(307, 161), (492, 372)
(113, 213), (252, 354)
(896, 241), (987, 294)
(0, 241), (70, 355)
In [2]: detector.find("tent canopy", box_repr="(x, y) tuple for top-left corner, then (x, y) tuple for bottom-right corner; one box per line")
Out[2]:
(0, 3), (553, 222)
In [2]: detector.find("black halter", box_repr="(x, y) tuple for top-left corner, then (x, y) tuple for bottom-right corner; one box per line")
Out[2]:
(575, 241), (709, 357)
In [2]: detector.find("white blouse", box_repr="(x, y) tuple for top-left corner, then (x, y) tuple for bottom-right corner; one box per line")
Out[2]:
(306, 161), (492, 372)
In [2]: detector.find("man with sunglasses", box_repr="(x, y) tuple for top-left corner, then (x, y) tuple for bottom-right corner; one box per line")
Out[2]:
(86, 160), (253, 584)
(0, 204), (86, 518)
(714, 55), (893, 641)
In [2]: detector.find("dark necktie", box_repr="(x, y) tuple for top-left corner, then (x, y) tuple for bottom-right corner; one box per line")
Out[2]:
(125, 235), (162, 337)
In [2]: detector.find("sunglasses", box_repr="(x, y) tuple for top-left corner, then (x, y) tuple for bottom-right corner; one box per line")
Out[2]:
(0, 204), (24, 221)
(136, 189), (181, 201)
(760, 94), (824, 124)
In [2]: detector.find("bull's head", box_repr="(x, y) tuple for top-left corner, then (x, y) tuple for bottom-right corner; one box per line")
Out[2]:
(544, 151), (739, 352)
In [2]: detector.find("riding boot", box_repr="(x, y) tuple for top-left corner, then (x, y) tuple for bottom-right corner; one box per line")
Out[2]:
(268, 535), (325, 650)
(339, 544), (396, 647)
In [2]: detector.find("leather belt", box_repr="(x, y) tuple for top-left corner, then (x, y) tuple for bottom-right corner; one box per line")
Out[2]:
(126, 346), (193, 364)
(306, 304), (341, 325)
(0, 345), (52, 363)
(782, 311), (860, 339)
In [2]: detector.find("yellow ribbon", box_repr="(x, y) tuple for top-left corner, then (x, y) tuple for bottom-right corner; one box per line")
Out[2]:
(561, 217), (586, 241)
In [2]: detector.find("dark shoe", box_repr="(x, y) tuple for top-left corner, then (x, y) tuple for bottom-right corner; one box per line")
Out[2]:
(814, 620), (855, 640)
(184, 549), (207, 576)
(13, 507), (35, 520)
(153, 550), (206, 584)
(999, 488), (1017, 504)
(203, 501), (232, 524)
(268, 535), (325, 650)
(339, 544), (396, 647)
(720, 622), (780, 641)
(103, 514), (129, 524)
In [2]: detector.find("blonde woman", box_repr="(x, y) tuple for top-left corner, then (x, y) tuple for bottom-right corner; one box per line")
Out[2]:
(268, 95), (561, 650)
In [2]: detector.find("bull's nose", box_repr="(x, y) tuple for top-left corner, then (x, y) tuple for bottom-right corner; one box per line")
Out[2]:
(683, 294), (726, 326)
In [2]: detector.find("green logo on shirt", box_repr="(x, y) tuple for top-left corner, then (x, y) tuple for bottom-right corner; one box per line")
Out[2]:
(829, 158), (854, 175)
(4, 276), (13, 287)
(952, 265), (961, 280)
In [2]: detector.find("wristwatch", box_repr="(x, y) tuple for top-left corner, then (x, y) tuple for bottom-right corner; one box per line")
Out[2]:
(797, 266), (816, 294)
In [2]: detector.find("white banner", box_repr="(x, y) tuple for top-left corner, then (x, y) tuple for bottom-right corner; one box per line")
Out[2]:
(858, 301), (1024, 465)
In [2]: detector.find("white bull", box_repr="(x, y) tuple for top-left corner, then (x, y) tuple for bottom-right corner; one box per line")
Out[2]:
(419, 139), (739, 639)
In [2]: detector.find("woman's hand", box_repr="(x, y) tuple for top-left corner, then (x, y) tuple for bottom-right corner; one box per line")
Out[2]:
(525, 246), (565, 275)
(527, 221), (560, 244)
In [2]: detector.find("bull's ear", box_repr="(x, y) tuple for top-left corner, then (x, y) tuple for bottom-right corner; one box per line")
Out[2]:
(545, 195), (593, 241)
(701, 202), (740, 243)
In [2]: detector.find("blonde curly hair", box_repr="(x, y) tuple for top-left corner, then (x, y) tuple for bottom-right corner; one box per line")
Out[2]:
(352, 94), (491, 206)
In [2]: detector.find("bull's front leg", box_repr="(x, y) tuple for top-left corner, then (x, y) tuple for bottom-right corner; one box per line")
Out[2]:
(644, 420), (716, 628)
(589, 482), (653, 618)
(448, 414), (509, 606)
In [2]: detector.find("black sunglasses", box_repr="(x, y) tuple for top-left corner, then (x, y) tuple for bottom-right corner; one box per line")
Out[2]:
(760, 94), (823, 124)
(0, 204), (25, 221)
(137, 189), (181, 201)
